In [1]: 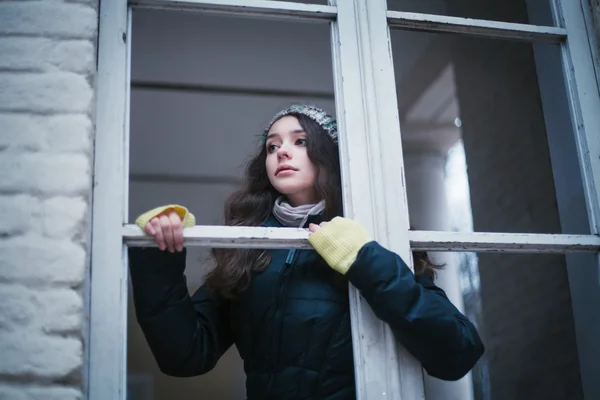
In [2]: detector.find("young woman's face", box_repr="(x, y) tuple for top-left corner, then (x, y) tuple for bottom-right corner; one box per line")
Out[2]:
(265, 116), (319, 206)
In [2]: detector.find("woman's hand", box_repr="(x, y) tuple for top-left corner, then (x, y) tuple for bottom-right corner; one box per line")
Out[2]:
(145, 208), (184, 253)
(308, 221), (328, 233)
(308, 217), (372, 275)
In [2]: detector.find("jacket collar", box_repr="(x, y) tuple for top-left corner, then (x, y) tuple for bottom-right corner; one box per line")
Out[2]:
(263, 213), (324, 228)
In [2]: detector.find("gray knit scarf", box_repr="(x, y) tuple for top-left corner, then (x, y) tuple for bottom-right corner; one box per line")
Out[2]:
(272, 196), (325, 228)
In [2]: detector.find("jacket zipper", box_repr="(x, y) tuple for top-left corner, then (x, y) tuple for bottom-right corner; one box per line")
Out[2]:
(266, 249), (298, 396)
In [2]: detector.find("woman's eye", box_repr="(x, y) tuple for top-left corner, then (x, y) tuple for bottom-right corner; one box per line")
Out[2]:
(267, 144), (279, 153)
(296, 138), (307, 146)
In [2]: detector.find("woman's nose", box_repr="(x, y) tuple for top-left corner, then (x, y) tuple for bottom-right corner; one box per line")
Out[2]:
(277, 145), (291, 160)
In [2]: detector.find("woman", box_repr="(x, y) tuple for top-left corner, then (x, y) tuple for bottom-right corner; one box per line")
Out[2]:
(129, 105), (484, 399)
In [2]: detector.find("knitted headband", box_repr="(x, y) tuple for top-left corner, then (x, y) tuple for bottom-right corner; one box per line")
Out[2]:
(263, 104), (338, 144)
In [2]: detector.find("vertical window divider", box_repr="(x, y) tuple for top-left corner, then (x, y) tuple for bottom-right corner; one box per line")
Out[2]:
(89, 2), (130, 399)
(553, 0), (600, 237)
(331, 0), (425, 398)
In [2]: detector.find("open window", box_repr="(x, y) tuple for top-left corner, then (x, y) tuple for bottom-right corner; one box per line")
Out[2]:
(92, 1), (600, 399)
(127, 6), (335, 399)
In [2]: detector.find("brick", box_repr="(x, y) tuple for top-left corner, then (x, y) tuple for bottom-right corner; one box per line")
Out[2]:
(0, 114), (44, 152)
(0, 235), (86, 286)
(0, 195), (40, 236)
(0, 153), (90, 196)
(0, 284), (37, 331)
(38, 288), (83, 333)
(0, 385), (82, 400)
(0, 331), (82, 378)
(0, 38), (95, 73)
(0, 114), (92, 153)
(0, 284), (82, 334)
(0, 72), (93, 113)
(41, 197), (88, 239)
(44, 115), (92, 153)
(0, 2), (96, 39)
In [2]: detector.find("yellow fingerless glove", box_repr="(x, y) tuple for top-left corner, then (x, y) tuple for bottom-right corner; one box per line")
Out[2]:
(135, 205), (196, 229)
(308, 217), (372, 275)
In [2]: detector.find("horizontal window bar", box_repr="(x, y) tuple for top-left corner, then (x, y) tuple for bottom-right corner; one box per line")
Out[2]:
(409, 230), (600, 253)
(132, 81), (335, 100)
(130, 172), (242, 185)
(387, 11), (567, 42)
(129, 0), (337, 22)
(124, 224), (313, 249)
(123, 224), (600, 253)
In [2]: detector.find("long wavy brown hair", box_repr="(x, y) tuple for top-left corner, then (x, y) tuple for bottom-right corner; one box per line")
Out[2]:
(206, 113), (440, 299)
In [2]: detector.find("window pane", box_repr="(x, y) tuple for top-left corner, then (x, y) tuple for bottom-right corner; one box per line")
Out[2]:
(128, 9), (334, 399)
(128, 8), (335, 225)
(387, 0), (555, 26)
(390, 30), (590, 234)
(428, 250), (596, 400)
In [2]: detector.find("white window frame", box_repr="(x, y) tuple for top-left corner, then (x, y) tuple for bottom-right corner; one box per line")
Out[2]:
(90, 0), (600, 399)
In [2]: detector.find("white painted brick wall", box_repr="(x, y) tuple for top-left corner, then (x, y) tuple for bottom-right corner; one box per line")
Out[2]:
(0, 385), (82, 400)
(0, 0), (97, 398)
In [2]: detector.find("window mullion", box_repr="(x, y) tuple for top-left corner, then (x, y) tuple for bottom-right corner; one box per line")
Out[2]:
(129, 0), (337, 22)
(124, 225), (313, 249)
(409, 231), (600, 253)
(387, 10), (566, 42)
(89, 2), (130, 400)
(124, 225), (600, 253)
(331, 0), (424, 399)
(553, 0), (600, 236)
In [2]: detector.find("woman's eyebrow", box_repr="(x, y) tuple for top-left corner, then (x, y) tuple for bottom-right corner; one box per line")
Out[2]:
(265, 129), (305, 140)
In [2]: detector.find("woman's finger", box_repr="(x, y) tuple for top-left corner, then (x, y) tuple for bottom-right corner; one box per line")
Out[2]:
(145, 221), (156, 236)
(160, 214), (174, 253)
(308, 223), (320, 233)
(150, 217), (166, 251)
(169, 211), (184, 252)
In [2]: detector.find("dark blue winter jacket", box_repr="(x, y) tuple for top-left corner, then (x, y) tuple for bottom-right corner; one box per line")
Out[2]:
(128, 214), (483, 399)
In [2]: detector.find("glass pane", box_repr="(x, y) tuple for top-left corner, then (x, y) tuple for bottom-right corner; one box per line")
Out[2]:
(429, 250), (597, 400)
(387, 0), (555, 26)
(390, 30), (590, 234)
(128, 9), (334, 400)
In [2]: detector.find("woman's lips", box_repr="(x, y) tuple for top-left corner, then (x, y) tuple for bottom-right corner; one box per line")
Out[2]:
(275, 165), (298, 176)
(276, 169), (296, 177)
